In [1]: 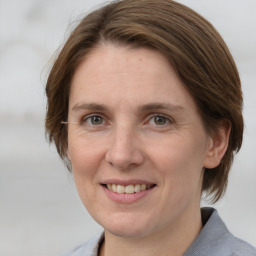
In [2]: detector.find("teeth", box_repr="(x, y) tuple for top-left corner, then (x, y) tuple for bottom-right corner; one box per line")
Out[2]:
(106, 184), (154, 194)
(112, 184), (117, 192)
(117, 185), (125, 194)
(141, 184), (146, 191)
(134, 184), (141, 193)
(125, 185), (135, 194)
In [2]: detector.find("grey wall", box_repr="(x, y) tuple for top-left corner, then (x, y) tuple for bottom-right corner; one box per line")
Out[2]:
(0, 0), (255, 255)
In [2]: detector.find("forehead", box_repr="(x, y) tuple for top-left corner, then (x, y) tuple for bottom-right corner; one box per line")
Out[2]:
(73, 45), (173, 84)
(69, 44), (198, 115)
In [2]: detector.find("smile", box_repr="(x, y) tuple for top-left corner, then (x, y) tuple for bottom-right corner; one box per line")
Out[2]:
(105, 184), (155, 194)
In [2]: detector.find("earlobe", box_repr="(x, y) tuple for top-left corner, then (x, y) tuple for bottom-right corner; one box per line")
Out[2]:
(204, 120), (231, 169)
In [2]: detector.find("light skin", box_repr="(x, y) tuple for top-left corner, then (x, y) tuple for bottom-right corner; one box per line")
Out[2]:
(67, 44), (230, 256)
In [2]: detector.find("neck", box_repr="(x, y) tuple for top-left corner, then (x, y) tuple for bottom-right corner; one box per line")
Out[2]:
(99, 208), (202, 256)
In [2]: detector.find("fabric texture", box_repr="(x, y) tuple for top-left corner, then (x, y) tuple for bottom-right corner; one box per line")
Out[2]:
(184, 208), (256, 256)
(60, 208), (256, 256)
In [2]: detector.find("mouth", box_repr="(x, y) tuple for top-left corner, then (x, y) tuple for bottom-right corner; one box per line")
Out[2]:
(103, 183), (156, 194)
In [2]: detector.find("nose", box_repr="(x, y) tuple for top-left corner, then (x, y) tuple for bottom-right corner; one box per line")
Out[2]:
(105, 126), (144, 170)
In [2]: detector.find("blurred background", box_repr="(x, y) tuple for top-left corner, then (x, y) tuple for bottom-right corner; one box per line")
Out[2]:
(0, 0), (255, 255)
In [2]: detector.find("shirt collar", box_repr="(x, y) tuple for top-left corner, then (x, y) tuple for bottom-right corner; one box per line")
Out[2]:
(83, 207), (230, 256)
(184, 207), (231, 256)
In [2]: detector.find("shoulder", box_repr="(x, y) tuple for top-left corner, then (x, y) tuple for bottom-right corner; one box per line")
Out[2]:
(185, 208), (256, 256)
(227, 235), (256, 256)
(209, 209), (256, 256)
(59, 233), (104, 256)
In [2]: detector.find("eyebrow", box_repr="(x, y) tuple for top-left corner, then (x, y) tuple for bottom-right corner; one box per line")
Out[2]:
(72, 102), (184, 113)
(139, 103), (184, 112)
(72, 103), (108, 112)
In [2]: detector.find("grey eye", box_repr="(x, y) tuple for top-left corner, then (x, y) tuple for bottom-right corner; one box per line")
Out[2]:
(87, 115), (104, 125)
(153, 116), (169, 125)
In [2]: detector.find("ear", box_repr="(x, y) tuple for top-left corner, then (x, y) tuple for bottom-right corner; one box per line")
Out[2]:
(203, 120), (231, 169)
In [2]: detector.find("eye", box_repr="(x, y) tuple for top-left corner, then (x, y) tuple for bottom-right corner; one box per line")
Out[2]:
(148, 115), (172, 126)
(153, 116), (169, 125)
(82, 115), (105, 126)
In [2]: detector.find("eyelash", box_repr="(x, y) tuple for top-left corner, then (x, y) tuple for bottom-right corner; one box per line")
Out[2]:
(80, 114), (107, 126)
(80, 113), (174, 128)
(146, 114), (174, 126)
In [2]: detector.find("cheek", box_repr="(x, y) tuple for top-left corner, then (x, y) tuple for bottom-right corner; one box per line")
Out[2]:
(67, 137), (104, 197)
(68, 133), (104, 170)
(149, 136), (206, 192)
(68, 141), (102, 212)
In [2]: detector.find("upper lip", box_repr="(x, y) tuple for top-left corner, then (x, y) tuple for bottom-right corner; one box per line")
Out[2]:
(100, 179), (156, 186)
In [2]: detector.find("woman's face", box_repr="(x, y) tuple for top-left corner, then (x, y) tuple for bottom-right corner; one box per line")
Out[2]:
(67, 45), (215, 238)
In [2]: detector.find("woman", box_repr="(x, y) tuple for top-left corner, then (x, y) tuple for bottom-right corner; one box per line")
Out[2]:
(45, 0), (256, 255)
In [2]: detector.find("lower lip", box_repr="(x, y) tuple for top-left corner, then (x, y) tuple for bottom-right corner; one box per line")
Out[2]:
(102, 185), (155, 204)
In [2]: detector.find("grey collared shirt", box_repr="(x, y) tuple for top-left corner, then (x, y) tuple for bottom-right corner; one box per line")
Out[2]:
(61, 208), (256, 256)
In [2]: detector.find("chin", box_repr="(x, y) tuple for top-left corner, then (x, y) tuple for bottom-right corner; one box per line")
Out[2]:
(97, 212), (154, 239)
(106, 225), (151, 239)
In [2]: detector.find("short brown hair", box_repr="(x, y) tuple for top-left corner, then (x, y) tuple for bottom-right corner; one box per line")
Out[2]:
(45, 0), (243, 202)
